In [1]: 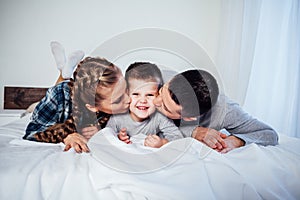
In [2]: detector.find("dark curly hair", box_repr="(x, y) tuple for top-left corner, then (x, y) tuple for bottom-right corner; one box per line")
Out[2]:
(168, 69), (219, 117)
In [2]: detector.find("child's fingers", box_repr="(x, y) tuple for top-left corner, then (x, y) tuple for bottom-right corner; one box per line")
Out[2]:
(121, 135), (130, 141)
(118, 134), (129, 141)
(120, 127), (127, 132)
(148, 134), (157, 139)
(118, 128), (129, 140)
(151, 134), (160, 139)
(144, 139), (150, 146)
(146, 135), (155, 142)
(119, 128), (128, 136)
(144, 136), (154, 146)
(123, 138), (131, 144)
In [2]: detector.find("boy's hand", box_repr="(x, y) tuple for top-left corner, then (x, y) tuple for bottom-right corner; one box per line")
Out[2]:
(144, 134), (168, 148)
(118, 128), (132, 144)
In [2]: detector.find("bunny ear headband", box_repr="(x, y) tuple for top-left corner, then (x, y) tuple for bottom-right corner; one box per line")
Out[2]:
(50, 41), (85, 79)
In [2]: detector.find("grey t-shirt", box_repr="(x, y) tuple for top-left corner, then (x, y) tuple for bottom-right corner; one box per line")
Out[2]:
(107, 111), (183, 142)
(179, 94), (278, 146)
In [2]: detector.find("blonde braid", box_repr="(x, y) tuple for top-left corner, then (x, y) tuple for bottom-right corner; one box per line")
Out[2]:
(34, 57), (121, 143)
(34, 119), (75, 143)
(71, 57), (120, 130)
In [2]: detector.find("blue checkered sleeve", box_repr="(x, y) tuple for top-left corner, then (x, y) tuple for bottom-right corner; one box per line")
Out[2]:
(23, 82), (71, 141)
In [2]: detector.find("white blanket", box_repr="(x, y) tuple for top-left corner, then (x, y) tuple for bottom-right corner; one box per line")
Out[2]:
(0, 116), (299, 200)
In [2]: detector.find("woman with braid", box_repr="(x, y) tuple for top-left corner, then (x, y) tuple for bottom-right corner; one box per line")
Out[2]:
(23, 56), (130, 153)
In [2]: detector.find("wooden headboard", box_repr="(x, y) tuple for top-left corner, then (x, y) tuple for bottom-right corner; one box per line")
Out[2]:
(4, 86), (48, 109)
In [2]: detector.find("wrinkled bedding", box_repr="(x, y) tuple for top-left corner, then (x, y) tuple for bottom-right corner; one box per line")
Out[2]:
(0, 115), (299, 200)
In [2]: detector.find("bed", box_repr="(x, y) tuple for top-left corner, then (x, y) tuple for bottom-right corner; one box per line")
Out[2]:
(1, 29), (299, 199)
(0, 112), (299, 200)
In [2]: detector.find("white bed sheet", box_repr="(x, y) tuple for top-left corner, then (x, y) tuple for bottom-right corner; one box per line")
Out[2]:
(0, 115), (299, 200)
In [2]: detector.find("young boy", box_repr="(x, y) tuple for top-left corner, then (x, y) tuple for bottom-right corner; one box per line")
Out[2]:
(106, 62), (183, 148)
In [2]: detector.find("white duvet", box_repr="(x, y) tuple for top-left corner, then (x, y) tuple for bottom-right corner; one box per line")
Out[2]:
(0, 115), (299, 200)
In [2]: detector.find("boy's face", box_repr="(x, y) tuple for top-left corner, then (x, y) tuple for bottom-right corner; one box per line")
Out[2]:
(128, 79), (158, 122)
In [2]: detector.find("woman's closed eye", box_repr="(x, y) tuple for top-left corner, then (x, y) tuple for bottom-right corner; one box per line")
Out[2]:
(113, 95), (123, 104)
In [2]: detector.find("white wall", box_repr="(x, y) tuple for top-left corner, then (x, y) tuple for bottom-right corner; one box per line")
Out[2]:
(0, 0), (221, 108)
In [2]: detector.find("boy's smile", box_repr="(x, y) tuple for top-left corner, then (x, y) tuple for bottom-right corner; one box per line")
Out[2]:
(128, 79), (158, 122)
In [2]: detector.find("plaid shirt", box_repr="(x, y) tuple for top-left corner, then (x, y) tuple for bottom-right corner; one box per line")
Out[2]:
(23, 81), (72, 141)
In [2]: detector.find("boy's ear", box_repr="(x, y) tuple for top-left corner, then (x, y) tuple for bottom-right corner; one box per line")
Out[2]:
(85, 104), (98, 113)
(182, 117), (197, 121)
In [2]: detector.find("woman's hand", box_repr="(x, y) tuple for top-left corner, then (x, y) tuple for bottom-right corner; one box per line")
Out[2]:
(81, 125), (99, 140)
(63, 133), (89, 153)
(144, 134), (168, 148)
(192, 127), (227, 150)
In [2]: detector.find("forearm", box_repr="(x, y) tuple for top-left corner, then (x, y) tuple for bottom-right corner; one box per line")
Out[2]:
(23, 121), (47, 141)
(164, 129), (184, 142)
(23, 130), (67, 143)
(220, 95), (278, 146)
(223, 109), (278, 146)
(23, 131), (38, 141)
(233, 129), (278, 146)
(34, 129), (68, 143)
(25, 120), (75, 143)
(159, 116), (184, 141)
(178, 125), (198, 137)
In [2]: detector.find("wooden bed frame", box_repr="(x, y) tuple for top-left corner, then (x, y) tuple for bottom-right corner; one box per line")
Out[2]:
(4, 86), (48, 109)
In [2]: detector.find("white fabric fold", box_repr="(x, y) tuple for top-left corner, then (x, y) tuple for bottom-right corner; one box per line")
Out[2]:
(0, 118), (299, 200)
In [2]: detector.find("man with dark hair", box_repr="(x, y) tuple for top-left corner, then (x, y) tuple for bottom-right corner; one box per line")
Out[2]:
(153, 69), (278, 153)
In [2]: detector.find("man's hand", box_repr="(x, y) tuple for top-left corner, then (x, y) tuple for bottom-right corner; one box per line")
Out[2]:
(63, 133), (89, 153)
(144, 134), (168, 148)
(220, 135), (245, 153)
(81, 125), (99, 140)
(118, 128), (132, 144)
(192, 127), (227, 150)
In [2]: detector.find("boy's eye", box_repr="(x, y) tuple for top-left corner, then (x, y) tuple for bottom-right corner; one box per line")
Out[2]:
(147, 94), (154, 97)
(132, 93), (139, 96)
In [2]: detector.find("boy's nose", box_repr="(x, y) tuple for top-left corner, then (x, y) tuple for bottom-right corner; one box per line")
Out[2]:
(139, 96), (147, 103)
